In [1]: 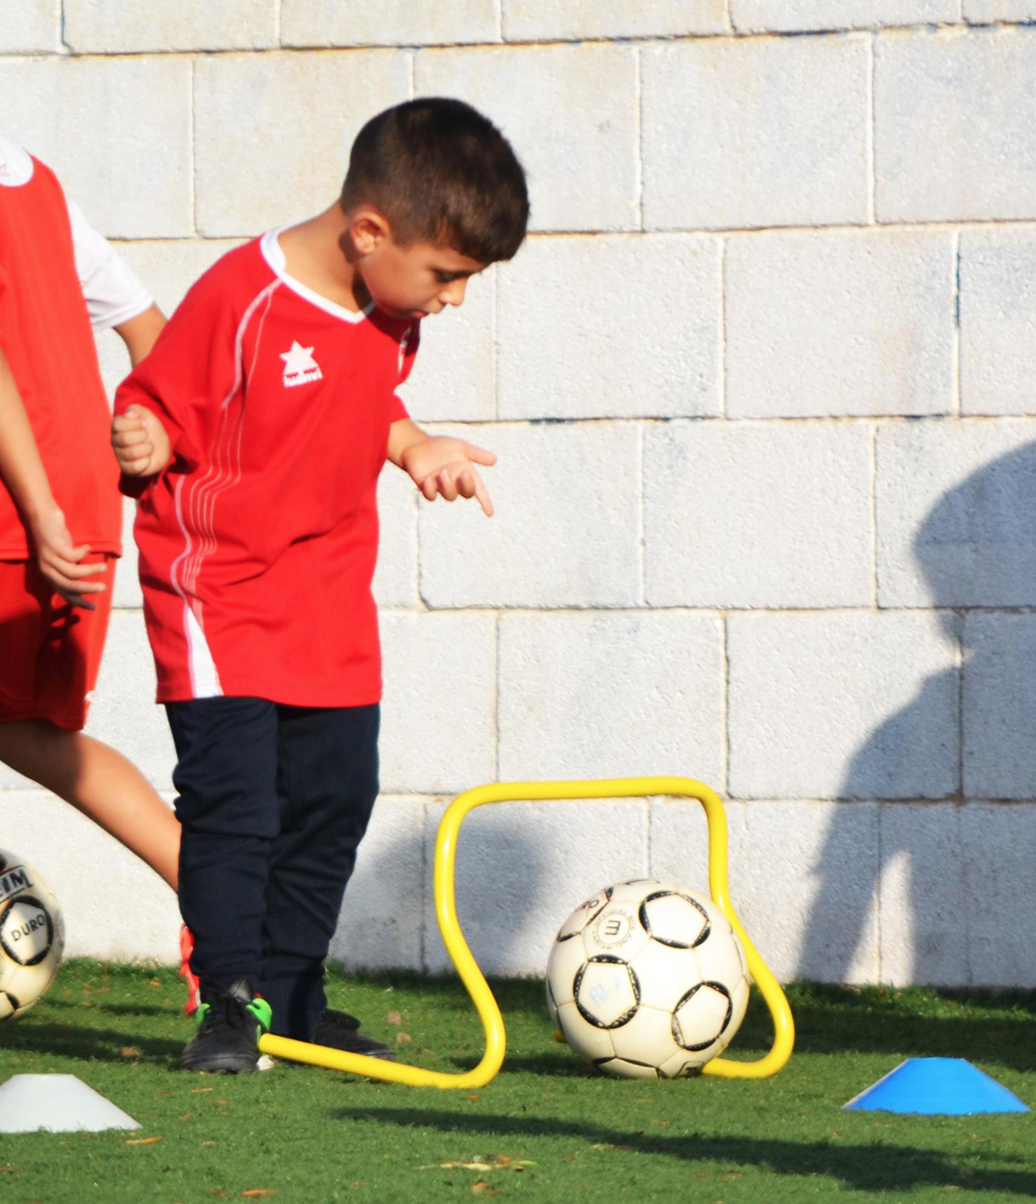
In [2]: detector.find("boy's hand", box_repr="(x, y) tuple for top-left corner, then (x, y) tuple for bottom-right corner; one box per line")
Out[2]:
(111, 404), (172, 477)
(30, 505), (106, 610)
(400, 435), (497, 517)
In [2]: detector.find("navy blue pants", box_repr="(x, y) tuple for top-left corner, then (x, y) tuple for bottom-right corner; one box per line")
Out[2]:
(166, 697), (379, 1041)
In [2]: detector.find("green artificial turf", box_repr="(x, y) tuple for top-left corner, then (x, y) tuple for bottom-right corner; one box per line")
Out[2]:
(0, 960), (1033, 1203)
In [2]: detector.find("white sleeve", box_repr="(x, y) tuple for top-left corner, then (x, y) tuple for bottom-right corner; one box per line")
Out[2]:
(65, 197), (153, 332)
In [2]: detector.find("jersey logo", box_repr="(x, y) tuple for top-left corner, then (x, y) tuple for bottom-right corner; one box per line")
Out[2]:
(280, 340), (323, 388)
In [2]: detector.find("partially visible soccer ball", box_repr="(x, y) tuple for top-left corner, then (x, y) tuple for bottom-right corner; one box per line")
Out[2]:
(0, 850), (64, 1020)
(546, 878), (750, 1079)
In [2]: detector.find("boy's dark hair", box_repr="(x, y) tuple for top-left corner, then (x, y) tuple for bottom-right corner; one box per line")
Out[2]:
(341, 98), (529, 264)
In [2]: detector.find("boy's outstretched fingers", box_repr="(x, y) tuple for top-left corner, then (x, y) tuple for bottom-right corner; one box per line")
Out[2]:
(460, 466), (493, 517)
(456, 442), (495, 515)
(420, 462), (494, 516)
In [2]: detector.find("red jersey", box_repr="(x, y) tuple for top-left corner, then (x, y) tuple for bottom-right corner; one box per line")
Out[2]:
(114, 231), (419, 706)
(0, 145), (122, 557)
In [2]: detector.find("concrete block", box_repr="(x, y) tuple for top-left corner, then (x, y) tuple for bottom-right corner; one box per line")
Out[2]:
(732, 1), (957, 31)
(963, 614), (1036, 799)
(0, 790), (179, 961)
(96, 239), (245, 400)
(652, 798), (881, 984)
(115, 239), (247, 320)
(876, 419), (1036, 607)
(964, 1), (1036, 22)
(422, 798), (648, 974)
(960, 802), (1036, 987)
(415, 45), (638, 233)
(374, 468), (418, 609)
(878, 803), (967, 987)
(96, 333), (135, 416)
(64, 0), (276, 51)
(0, 0), (58, 51)
(397, 268), (496, 423)
(282, 0), (500, 46)
(642, 37), (869, 231)
(417, 423), (640, 608)
(728, 612), (959, 800)
(0, 57), (191, 238)
(498, 611), (724, 784)
(380, 611), (496, 794)
(725, 229), (955, 418)
(644, 421), (872, 608)
(960, 227), (1036, 416)
(84, 610), (178, 790)
(497, 235), (721, 419)
(113, 498), (142, 610)
(329, 796), (424, 971)
(194, 52), (410, 237)
(648, 796), (711, 897)
(875, 28), (1036, 222)
(502, 0), (725, 40)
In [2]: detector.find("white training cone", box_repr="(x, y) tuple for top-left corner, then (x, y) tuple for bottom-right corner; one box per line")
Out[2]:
(0, 1074), (140, 1132)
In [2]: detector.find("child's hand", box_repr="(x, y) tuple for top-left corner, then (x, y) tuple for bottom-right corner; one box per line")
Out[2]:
(111, 404), (172, 478)
(400, 436), (497, 517)
(30, 505), (106, 610)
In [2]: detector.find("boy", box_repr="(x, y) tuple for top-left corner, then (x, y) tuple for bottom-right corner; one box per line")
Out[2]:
(0, 133), (180, 891)
(111, 98), (529, 1072)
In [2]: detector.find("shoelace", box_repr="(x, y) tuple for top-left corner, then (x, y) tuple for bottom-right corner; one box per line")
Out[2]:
(202, 995), (253, 1033)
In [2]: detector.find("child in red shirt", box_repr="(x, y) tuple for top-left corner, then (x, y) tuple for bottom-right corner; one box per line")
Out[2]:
(0, 134), (180, 896)
(112, 98), (528, 1072)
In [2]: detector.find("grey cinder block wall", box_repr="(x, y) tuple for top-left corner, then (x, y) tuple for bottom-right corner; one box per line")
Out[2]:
(3, 1), (1036, 988)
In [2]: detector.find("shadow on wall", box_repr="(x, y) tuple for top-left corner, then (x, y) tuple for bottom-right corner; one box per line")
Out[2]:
(330, 806), (548, 978)
(798, 440), (1036, 988)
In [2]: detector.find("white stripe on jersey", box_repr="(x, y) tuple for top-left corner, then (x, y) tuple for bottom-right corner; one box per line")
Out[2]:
(168, 277), (281, 697)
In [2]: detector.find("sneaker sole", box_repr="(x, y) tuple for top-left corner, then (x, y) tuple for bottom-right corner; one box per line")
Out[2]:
(181, 1052), (259, 1074)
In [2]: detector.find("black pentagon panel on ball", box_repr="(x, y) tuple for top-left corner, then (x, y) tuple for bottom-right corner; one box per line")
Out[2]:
(0, 897), (55, 967)
(639, 891), (712, 949)
(574, 956), (641, 1030)
(672, 981), (734, 1052)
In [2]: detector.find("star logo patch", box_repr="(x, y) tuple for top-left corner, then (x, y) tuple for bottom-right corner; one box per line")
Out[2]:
(280, 340), (323, 388)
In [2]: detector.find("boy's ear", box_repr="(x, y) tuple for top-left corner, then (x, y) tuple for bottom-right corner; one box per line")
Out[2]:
(349, 207), (392, 256)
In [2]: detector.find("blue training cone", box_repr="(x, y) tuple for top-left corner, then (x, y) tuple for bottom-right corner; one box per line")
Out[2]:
(843, 1058), (1029, 1115)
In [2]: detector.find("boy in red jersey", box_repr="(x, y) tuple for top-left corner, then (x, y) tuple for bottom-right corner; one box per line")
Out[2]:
(0, 134), (181, 894)
(112, 98), (528, 1072)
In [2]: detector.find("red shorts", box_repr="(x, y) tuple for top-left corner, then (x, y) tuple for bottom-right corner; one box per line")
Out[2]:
(0, 554), (116, 731)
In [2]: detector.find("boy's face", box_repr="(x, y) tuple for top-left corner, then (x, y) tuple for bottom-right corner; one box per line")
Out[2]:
(347, 209), (486, 321)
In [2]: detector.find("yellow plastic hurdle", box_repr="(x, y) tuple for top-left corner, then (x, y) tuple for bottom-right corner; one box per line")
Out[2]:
(259, 776), (795, 1086)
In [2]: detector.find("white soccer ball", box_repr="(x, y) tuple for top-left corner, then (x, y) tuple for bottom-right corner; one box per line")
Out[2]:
(546, 878), (750, 1079)
(0, 850), (65, 1021)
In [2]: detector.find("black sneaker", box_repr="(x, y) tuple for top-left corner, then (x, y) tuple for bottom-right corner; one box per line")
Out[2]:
(312, 1008), (396, 1061)
(180, 979), (272, 1074)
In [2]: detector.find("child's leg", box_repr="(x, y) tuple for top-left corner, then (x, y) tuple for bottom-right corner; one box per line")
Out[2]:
(166, 696), (281, 991)
(0, 721), (179, 889)
(0, 555), (179, 885)
(260, 703), (380, 1040)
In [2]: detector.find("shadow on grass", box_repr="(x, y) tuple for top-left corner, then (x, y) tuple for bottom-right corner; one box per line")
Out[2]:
(415, 977), (1036, 1081)
(483, 979), (1036, 1071)
(783, 985), (1036, 1074)
(43, 997), (176, 1019)
(0, 1019), (181, 1066)
(338, 1106), (1036, 1195)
